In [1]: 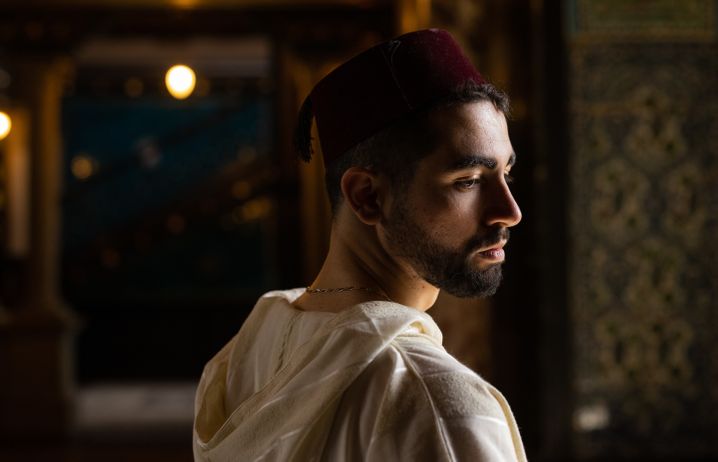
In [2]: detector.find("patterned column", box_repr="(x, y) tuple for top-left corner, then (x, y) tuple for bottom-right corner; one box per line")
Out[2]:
(567, 0), (718, 459)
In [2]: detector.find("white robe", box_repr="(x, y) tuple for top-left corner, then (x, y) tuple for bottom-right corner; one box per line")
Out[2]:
(193, 289), (527, 461)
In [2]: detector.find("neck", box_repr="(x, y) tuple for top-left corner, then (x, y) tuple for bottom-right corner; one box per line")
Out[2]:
(295, 219), (440, 313)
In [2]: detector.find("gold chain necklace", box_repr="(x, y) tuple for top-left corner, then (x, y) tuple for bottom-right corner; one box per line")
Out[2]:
(305, 286), (392, 301)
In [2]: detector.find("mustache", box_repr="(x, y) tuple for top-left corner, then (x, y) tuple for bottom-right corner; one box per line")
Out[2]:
(465, 227), (510, 253)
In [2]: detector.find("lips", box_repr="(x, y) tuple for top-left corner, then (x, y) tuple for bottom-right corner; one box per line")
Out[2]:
(475, 240), (507, 261)
(478, 247), (505, 260)
(467, 229), (509, 262)
(477, 240), (507, 253)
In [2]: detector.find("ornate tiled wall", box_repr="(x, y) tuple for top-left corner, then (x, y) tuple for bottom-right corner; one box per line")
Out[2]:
(568, 1), (718, 459)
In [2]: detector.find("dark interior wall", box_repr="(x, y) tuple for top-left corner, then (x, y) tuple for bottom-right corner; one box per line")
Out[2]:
(565, 0), (718, 460)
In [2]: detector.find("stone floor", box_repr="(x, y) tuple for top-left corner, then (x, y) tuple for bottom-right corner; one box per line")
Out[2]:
(1, 382), (196, 462)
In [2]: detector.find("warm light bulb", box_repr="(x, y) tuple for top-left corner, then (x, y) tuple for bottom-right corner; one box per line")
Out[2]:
(71, 154), (96, 180)
(0, 111), (11, 140)
(165, 64), (196, 100)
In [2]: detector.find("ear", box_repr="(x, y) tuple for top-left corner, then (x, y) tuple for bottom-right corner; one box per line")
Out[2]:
(340, 167), (384, 225)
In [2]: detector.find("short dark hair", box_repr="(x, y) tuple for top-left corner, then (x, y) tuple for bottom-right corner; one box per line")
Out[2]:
(295, 81), (510, 214)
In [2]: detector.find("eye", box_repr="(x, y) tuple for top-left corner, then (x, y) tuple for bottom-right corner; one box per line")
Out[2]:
(504, 172), (515, 184)
(454, 178), (480, 190)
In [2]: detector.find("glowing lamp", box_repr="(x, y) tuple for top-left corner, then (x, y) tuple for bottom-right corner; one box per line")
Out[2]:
(165, 64), (196, 100)
(71, 155), (96, 180)
(0, 111), (11, 140)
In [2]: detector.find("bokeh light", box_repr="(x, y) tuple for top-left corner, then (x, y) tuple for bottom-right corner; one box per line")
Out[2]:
(0, 111), (11, 140)
(71, 154), (97, 180)
(165, 64), (196, 100)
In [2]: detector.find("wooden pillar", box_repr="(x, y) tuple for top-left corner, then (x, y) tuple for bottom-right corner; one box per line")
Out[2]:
(0, 56), (77, 441)
(396, 0), (432, 33)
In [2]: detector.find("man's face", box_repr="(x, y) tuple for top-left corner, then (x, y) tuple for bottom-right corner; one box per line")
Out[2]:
(382, 101), (521, 298)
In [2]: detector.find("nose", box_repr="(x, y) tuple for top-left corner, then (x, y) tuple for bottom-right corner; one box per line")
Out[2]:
(483, 177), (522, 228)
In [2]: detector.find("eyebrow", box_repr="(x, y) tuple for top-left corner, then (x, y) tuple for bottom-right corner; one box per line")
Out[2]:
(446, 152), (516, 172)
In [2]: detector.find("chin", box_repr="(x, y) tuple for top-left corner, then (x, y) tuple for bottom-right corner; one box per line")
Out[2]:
(443, 284), (500, 299)
(433, 265), (503, 299)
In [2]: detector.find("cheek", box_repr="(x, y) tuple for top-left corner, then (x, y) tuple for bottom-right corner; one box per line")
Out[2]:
(414, 191), (479, 237)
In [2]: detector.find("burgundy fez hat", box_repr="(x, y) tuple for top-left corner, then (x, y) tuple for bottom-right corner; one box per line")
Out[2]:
(295, 28), (486, 166)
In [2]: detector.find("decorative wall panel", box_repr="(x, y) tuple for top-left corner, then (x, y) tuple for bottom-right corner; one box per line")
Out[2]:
(568, 2), (718, 459)
(572, 0), (716, 40)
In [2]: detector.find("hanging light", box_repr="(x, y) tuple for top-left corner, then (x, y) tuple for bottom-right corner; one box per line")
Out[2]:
(0, 111), (11, 140)
(165, 64), (196, 100)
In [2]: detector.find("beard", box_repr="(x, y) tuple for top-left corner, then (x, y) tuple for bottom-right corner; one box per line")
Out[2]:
(384, 199), (508, 299)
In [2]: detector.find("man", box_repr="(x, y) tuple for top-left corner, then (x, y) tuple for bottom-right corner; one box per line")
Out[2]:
(194, 29), (526, 461)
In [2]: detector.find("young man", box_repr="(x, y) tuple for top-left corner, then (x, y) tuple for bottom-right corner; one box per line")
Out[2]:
(194, 29), (526, 461)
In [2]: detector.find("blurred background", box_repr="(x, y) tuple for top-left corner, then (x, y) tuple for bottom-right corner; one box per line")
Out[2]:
(0, 0), (716, 461)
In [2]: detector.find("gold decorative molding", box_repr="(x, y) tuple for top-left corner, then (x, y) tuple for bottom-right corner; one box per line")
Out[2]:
(571, 0), (717, 42)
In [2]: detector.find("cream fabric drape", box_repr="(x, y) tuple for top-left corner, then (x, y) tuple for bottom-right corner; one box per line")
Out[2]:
(193, 289), (526, 462)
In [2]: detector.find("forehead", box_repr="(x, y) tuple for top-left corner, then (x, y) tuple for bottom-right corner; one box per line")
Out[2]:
(420, 101), (514, 170)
